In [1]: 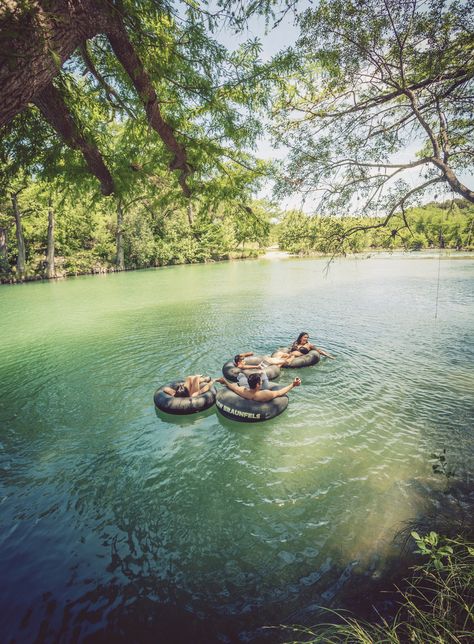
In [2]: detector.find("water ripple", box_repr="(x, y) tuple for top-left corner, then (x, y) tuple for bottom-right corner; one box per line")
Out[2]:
(0, 256), (473, 641)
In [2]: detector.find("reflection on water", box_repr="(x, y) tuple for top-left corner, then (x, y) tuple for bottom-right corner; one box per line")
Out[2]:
(0, 254), (473, 641)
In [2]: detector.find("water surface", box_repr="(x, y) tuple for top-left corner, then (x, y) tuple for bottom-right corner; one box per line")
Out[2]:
(0, 254), (473, 642)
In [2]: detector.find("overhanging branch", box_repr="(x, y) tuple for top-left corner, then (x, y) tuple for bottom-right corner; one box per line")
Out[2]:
(107, 21), (192, 197)
(33, 82), (115, 195)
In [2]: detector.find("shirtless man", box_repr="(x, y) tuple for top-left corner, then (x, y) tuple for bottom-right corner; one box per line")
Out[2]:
(216, 373), (301, 402)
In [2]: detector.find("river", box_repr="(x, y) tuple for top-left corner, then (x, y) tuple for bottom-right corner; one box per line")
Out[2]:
(0, 253), (473, 642)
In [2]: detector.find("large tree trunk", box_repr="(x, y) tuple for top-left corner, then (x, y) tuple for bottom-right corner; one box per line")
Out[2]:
(0, 1), (192, 195)
(11, 192), (26, 280)
(46, 195), (55, 279)
(0, 0), (115, 127)
(115, 199), (125, 270)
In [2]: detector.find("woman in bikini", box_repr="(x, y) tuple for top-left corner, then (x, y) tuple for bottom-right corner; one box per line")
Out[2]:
(289, 332), (335, 359)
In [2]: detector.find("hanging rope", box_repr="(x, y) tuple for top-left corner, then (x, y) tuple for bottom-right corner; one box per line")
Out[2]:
(434, 192), (456, 319)
(434, 235), (442, 319)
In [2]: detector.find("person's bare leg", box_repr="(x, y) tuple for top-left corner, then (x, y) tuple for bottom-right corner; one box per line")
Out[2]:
(183, 375), (198, 396)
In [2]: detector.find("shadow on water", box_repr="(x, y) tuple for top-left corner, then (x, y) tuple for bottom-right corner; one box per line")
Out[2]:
(272, 477), (474, 643)
(13, 472), (473, 644)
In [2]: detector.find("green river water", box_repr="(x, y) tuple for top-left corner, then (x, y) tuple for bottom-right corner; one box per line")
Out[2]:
(0, 253), (473, 642)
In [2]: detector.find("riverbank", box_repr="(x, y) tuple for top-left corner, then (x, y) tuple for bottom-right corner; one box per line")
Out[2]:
(0, 248), (266, 285)
(3, 246), (473, 285)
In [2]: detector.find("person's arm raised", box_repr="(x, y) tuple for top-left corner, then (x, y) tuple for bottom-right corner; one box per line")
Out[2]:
(269, 377), (301, 399)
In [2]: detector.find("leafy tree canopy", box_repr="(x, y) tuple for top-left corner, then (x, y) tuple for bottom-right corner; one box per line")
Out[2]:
(273, 0), (474, 233)
(0, 0), (290, 199)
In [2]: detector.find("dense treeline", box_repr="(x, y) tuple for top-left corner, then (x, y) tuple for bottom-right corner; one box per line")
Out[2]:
(3, 192), (472, 284)
(276, 200), (474, 255)
(0, 180), (273, 283)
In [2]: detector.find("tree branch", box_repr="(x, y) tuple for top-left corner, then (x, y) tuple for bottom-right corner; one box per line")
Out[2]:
(80, 41), (136, 118)
(107, 20), (192, 196)
(32, 82), (115, 195)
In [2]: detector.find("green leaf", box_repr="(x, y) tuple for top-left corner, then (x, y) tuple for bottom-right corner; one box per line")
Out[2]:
(49, 49), (61, 70)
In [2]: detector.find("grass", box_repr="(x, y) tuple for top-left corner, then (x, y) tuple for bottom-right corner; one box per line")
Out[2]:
(279, 535), (474, 644)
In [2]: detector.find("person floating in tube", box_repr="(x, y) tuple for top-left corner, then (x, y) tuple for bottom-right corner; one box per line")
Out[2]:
(234, 351), (295, 371)
(289, 332), (335, 359)
(163, 375), (215, 398)
(216, 373), (301, 402)
(233, 352), (294, 390)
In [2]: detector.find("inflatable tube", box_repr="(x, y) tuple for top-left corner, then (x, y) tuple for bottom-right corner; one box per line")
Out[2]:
(272, 347), (320, 368)
(222, 355), (280, 382)
(154, 379), (217, 415)
(216, 382), (288, 423)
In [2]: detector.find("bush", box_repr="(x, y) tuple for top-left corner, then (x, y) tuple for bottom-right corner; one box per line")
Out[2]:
(63, 250), (111, 275)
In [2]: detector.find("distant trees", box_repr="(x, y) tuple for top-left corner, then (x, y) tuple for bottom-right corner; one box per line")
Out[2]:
(276, 201), (474, 254)
(0, 173), (275, 282)
(274, 0), (474, 231)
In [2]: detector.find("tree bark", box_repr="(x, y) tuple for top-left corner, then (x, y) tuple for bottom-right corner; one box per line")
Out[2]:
(431, 159), (474, 204)
(46, 195), (55, 278)
(11, 192), (26, 280)
(187, 202), (194, 226)
(115, 198), (125, 270)
(0, 0), (116, 128)
(0, 227), (8, 270)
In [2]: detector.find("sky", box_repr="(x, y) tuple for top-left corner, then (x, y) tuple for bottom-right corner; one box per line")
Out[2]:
(208, 3), (312, 211)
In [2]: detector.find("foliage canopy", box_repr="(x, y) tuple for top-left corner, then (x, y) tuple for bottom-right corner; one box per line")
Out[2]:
(273, 0), (474, 232)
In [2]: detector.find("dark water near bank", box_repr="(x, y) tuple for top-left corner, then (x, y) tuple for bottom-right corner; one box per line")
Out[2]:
(0, 254), (473, 642)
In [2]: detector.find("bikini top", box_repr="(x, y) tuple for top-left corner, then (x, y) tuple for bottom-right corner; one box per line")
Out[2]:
(291, 343), (310, 354)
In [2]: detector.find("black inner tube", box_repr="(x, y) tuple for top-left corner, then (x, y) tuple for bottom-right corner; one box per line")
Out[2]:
(154, 379), (217, 415)
(272, 347), (320, 368)
(216, 382), (289, 423)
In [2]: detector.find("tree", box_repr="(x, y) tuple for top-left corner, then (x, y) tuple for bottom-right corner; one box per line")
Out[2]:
(11, 186), (28, 280)
(0, 0), (191, 195)
(273, 0), (474, 237)
(0, 1), (280, 199)
(45, 195), (56, 279)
